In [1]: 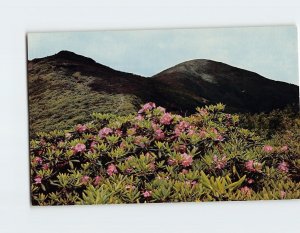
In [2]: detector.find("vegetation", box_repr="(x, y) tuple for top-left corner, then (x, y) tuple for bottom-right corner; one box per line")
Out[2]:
(28, 66), (141, 136)
(239, 105), (299, 139)
(30, 103), (300, 205)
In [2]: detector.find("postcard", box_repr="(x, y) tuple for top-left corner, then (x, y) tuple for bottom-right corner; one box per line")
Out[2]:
(27, 26), (299, 205)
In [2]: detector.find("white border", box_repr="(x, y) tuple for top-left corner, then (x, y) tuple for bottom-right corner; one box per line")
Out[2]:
(0, 1), (299, 233)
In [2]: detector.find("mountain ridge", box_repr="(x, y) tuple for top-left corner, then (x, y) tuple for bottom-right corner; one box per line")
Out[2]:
(154, 58), (297, 85)
(27, 50), (299, 135)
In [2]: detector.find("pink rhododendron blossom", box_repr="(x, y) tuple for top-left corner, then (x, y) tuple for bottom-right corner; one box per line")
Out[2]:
(216, 135), (224, 141)
(181, 153), (193, 167)
(181, 169), (189, 174)
(178, 121), (190, 129)
(247, 178), (254, 184)
(33, 157), (43, 164)
(199, 130), (207, 138)
(191, 181), (197, 186)
(278, 161), (289, 173)
(160, 113), (173, 125)
(153, 123), (165, 139)
(226, 114), (232, 119)
(76, 124), (87, 133)
(168, 158), (176, 166)
(151, 122), (159, 129)
(73, 143), (86, 153)
(280, 190), (287, 199)
(263, 145), (273, 153)
(185, 180), (197, 186)
(90, 141), (97, 151)
(107, 164), (118, 176)
(280, 146), (288, 152)
(188, 130), (195, 136)
(154, 128), (165, 140)
(174, 121), (190, 136)
(135, 114), (143, 121)
(125, 184), (136, 190)
(148, 162), (156, 171)
(94, 176), (101, 186)
(81, 175), (90, 184)
(125, 168), (133, 174)
(174, 128), (182, 136)
(138, 102), (156, 114)
(142, 190), (152, 198)
(99, 127), (113, 138)
(240, 186), (252, 196)
(213, 155), (227, 169)
(34, 176), (42, 184)
(120, 141), (126, 149)
(212, 128), (218, 134)
(245, 160), (262, 172)
(42, 163), (50, 170)
(245, 160), (255, 172)
(115, 129), (123, 137)
(39, 139), (46, 146)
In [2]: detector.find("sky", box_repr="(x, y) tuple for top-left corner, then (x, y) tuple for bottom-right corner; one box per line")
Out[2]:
(28, 26), (299, 85)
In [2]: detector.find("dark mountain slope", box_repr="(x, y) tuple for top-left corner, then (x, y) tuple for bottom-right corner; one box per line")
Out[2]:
(28, 51), (299, 135)
(153, 59), (299, 113)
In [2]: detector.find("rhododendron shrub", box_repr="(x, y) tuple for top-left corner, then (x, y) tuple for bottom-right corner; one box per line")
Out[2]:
(30, 103), (300, 205)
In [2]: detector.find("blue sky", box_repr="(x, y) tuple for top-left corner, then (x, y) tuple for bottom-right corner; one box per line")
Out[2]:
(28, 26), (299, 85)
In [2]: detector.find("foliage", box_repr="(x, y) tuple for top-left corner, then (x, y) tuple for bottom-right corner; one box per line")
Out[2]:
(30, 103), (300, 205)
(239, 105), (299, 139)
(28, 63), (142, 137)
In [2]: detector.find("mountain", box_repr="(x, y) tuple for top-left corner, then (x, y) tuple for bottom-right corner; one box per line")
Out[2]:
(27, 50), (299, 135)
(153, 59), (299, 113)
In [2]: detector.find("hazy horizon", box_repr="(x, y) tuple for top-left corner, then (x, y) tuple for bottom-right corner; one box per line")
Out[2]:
(27, 26), (299, 85)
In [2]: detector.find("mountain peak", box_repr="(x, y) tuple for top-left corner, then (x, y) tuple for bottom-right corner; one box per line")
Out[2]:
(155, 59), (236, 77)
(56, 50), (78, 57)
(52, 50), (96, 64)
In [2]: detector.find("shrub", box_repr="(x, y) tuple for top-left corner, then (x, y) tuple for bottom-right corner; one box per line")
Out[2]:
(30, 103), (300, 205)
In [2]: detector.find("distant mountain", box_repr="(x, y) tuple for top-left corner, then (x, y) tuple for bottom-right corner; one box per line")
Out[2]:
(27, 50), (299, 135)
(153, 59), (299, 113)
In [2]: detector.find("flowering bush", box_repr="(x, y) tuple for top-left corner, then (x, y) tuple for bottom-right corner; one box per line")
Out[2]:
(30, 103), (300, 205)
